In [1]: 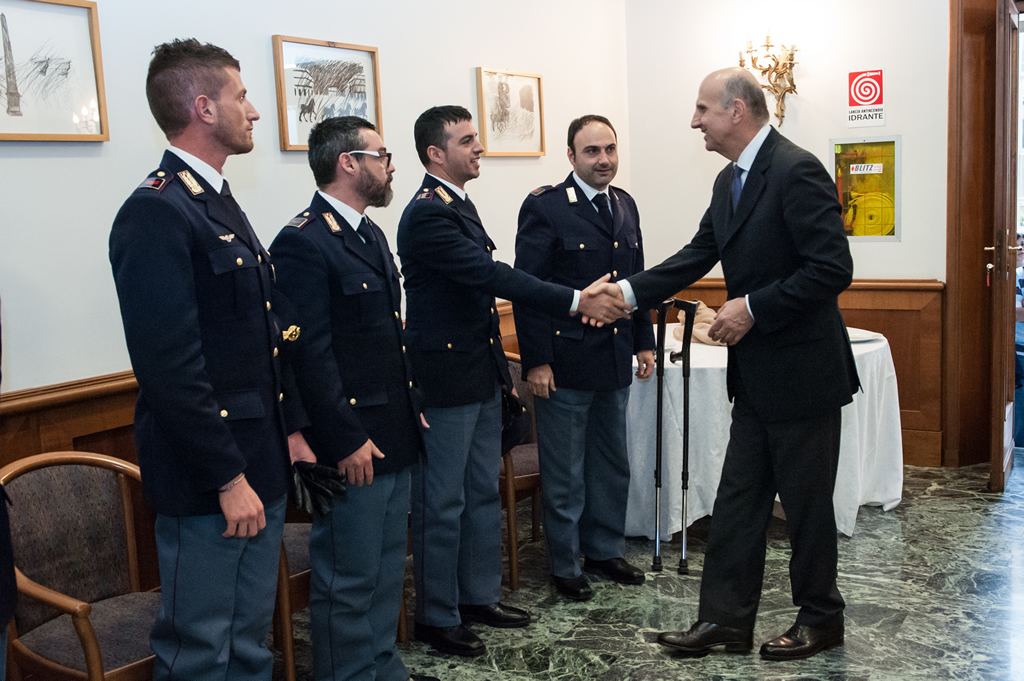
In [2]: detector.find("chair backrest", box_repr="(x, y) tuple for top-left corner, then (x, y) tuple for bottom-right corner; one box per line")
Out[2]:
(506, 360), (537, 444)
(0, 452), (141, 634)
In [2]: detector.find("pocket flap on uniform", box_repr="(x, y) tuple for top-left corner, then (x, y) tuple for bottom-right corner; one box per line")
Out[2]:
(344, 383), (389, 408)
(214, 390), (265, 421)
(208, 246), (259, 275)
(341, 273), (383, 295)
(562, 237), (597, 251)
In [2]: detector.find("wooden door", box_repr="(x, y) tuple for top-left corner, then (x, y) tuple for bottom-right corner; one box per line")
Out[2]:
(990, 0), (1019, 491)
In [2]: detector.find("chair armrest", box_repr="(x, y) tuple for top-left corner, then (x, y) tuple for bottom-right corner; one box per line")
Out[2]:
(15, 568), (92, 618)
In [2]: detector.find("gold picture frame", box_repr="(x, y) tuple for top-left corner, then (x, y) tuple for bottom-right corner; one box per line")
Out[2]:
(272, 34), (383, 151)
(475, 67), (544, 156)
(0, 0), (109, 142)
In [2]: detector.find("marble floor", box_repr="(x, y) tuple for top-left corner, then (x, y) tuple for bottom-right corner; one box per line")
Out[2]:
(274, 451), (1024, 680)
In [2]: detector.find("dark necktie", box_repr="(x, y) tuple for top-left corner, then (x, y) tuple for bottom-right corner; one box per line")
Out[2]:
(355, 217), (383, 270)
(731, 164), (744, 212)
(220, 180), (259, 250)
(593, 192), (614, 231)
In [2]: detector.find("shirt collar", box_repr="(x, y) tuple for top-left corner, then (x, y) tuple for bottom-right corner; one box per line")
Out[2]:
(167, 146), (225, 193)
(735, 123), (773, 173)
(572, 171), (610, 206)
(317, 190), (364, 232)
(427, 172), (467, 201)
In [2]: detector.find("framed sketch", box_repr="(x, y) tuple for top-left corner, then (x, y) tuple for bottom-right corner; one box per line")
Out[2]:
(0, 0), (108, 141)
(272, 35), (382, 151)
(830, 135), (902, 241)
(476, 67), (544, 156)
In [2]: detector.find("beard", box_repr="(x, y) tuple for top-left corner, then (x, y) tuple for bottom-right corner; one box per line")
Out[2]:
(212, 116), (254, 155)
(359, 167), (393, 208)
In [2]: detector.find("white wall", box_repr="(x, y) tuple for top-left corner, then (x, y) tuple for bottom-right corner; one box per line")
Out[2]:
(0, 0), (631, 392)
(624, 0), (949, 281)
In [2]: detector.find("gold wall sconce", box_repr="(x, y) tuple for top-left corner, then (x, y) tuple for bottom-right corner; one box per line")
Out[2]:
(739, 34), (798, 126)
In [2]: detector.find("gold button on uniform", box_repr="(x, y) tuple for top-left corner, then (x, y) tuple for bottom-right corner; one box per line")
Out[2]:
(490, 307), (495, 314)
(613, 270), (618, 277)
(279, 393), (284, 402)
(614, 328), (619, 334)
(266, 301), (271, 311)
(402, 345), (406, 353)
(409, 381), (413, 388)
(486, 246), (491, 252)
(349, 398), (357, 405)
(362, 283), (368, 289)
(273, 348), (279, 357)
(614, 241), (619, 248)
(489, 338), (494, 345)
(236, 258), (243, 266)
(220, 410), (228, 418)
(579, 243), (585, 249)
(157, 171), (166, 177)
(258, 254), (262, 263)
(303, 212), (310, 217)
(556, 330), (561, 336)
(447, 343), (453, 349)
(395, 311), (400, 319)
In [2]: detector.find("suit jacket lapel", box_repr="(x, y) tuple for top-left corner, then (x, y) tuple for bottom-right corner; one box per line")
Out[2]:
(720, 128), (778, 248)
(312, 193), (386, 274)
(566, 173), (608, 233)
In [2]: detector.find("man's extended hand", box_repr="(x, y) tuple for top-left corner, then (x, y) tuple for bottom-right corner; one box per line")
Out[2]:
(338, 438), (385, 487)
(287, 430), (317, 465)
(219, 477), (266, 538)
(709, 298), (754, 345)
(527, 364), (557, 399)
(577, 274), (631, 326)
(635, 350), (655, 379)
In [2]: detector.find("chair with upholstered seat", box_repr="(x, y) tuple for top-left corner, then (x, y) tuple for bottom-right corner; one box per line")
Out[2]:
(0, 451), (159, 681)
(502, 358), (543, 590)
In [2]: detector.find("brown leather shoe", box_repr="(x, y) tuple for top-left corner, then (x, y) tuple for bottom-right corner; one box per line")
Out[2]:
(657, 620), (753, 654)
(759, 622), (844, 660)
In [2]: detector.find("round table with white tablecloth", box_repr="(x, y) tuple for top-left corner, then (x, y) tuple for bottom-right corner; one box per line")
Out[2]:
(624, 326), (903, 539)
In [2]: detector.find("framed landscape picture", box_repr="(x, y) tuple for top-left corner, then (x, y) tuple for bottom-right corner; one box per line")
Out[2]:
(272, 35), (382, 151)
(476, 67), (544, 156)
(0, 0), (108, 141)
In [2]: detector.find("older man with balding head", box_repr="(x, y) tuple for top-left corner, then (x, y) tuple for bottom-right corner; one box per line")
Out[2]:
(606, 67), (859, 661)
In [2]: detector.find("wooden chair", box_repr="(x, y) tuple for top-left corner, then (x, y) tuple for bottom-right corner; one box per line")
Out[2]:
(0, 451), (159, 681)
(502, 357), (543, 590)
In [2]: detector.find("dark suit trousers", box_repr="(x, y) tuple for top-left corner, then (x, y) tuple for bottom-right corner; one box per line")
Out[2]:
(698, 398), (845, 631)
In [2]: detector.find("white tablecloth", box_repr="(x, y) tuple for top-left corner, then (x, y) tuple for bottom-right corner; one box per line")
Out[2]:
(624, 328), (904, 538)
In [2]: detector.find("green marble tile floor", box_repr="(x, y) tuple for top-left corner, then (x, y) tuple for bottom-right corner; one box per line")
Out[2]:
(273, 451), (1024, 680)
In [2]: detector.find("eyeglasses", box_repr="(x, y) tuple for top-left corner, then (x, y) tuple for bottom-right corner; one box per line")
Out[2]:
(349, 150), (392, 166)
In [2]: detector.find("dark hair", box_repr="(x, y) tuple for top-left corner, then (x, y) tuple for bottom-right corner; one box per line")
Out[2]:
(567, 115), (617, 154)
(414, 105), (473, 166)
(721, 72), (770, 125)
(307, 116), (377, 187)
(146, 38), (240, 138)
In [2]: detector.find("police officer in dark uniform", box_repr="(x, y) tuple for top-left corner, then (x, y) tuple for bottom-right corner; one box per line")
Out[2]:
(396, 105), (632, 657)
(514, 115), (656, 602)
(109, 39), (309, 681)
(270, 116), (436, 681)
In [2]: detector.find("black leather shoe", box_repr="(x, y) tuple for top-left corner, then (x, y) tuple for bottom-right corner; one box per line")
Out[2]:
(458, 602), (531, 628)
(657, 621), (753, 654)
(759, 622), (844, 660)
(413, 622), (485, 657)
(552, 574), (593, 601)
(583, 557), (646, 585)
(410, 675), (440, 681)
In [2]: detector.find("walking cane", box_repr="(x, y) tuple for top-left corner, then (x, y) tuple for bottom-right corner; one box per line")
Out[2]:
(669, 299), (699, 575)
(651, 300), (672, 572)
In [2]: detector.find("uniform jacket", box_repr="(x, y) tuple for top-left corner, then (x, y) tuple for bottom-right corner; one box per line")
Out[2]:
(270, 193), (423, 474)
(628, 128), (860, 422)
(109, 150), (292, 516)
(397, 173), (575, 408)
(514, 173), (656, 391)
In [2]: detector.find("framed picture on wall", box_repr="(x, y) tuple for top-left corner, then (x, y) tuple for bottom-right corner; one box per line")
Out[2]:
(830, 135), (902, 241)
(476, 67), (544, 156)
(272, 35), (382, 152)
(0, 0), (108, 142)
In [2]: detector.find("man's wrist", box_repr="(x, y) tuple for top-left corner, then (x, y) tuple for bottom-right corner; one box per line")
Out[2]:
(219, 472), (245, 493)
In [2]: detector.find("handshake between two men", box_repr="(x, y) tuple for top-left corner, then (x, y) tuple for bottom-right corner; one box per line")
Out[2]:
(574, 274), (755, 347)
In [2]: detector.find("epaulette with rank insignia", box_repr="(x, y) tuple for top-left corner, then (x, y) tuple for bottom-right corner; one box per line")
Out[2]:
(415, 187), (433, 201)
(137, 170), (171, 193)
(285, 211), (313, 229)
(530, 185), (556, 197)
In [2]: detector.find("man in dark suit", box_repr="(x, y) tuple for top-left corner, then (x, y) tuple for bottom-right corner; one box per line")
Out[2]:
(514, 115), (656, 602)
(396, 105), (631, 657)
(600, 67), (859, 661)
(109, 39), (311, 681)
(270, 117), (436, 681)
